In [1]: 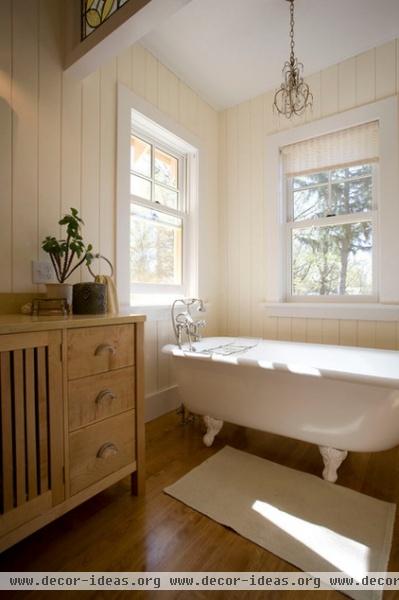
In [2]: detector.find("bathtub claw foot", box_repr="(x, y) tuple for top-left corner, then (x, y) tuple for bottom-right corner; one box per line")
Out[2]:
(203, 416), (224, 447)
(319, 446), (348, 483)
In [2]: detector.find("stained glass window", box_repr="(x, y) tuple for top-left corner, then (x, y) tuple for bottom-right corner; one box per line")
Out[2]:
(81, 0), (130, 40)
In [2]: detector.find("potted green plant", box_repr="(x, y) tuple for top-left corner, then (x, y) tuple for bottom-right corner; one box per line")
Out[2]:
(41, 208), (94, 306)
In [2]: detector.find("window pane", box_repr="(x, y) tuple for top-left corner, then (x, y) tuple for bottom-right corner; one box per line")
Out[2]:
(130, 175), (151, 200)
(292, 222), (373, 296)
(131, 136), (151, 177)
(154, 148), (178, 188)
(292, 172), (328, 189)
(130, 204), (182, 285)
(331, 177), (372, 215)
(155, 184), (178, 209)
(293, 186), (328, 221)
(331, 164), (372, 181)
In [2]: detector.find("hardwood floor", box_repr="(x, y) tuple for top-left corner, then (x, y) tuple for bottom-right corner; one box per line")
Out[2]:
(1, 410), (399, 599)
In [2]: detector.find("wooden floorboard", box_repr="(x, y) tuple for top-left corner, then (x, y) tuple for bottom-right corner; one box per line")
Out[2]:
(1, 411), (398, 600)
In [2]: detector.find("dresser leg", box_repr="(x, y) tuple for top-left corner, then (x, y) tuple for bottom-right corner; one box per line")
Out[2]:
(131, 470), (145, 496)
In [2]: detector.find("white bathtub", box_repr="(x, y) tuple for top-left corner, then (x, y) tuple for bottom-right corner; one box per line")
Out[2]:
(163, 336), (399, 482)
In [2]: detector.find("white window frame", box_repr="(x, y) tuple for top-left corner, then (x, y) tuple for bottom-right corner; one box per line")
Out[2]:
(285, 162), (378, 303)
(130, 130), (186, 295)
(264, 97), (399, 321)
(117, 84), (200, 310)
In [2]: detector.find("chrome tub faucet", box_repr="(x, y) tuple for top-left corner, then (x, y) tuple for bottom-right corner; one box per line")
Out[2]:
(171, 298), (206, 351)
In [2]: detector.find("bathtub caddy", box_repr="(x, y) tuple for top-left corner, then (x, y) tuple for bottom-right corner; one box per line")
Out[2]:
(163, 337), (399, 483)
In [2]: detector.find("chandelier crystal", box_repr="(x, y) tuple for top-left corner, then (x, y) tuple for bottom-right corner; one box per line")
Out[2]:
(273, 0), (312, 118)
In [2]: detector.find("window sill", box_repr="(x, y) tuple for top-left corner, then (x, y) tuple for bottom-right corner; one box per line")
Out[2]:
(263, 302), (399, 321)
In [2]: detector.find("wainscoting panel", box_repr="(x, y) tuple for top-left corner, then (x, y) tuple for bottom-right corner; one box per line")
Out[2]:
(219, 38), (399, 350)
(0, 0), (219, 415)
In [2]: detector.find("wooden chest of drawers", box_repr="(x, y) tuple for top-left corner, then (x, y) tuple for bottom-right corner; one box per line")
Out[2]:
(0, 314), (145, 552)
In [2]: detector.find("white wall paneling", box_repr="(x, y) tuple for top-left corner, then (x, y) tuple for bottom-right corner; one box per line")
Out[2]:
(0, 0), (219, 412)
(220, 39), (399, 350)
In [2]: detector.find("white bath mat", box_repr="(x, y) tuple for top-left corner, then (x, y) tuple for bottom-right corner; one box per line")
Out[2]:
(165, 446), (396, 600)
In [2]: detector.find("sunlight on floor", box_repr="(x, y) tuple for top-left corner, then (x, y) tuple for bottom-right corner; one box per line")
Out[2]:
(252, 500), (369, 580)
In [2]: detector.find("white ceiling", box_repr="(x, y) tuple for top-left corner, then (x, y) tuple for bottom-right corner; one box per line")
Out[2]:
(141, 0), (399, 110)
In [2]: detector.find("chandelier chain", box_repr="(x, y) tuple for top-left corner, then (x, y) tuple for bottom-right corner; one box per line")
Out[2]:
(289, 0), (295, 65)
(273, 0), (313, 119)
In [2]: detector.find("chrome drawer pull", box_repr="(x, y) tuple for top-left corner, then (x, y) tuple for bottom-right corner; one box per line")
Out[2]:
(96, 442), (118, 459)
(94, 343), (116, 356)
(95, 389), (116, 404)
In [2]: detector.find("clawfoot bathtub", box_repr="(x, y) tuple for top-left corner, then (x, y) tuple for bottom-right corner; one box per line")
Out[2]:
(163, 337), (399, 483)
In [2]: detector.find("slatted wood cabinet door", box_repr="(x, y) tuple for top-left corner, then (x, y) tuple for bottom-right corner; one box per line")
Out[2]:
(0, 330), (64, 538)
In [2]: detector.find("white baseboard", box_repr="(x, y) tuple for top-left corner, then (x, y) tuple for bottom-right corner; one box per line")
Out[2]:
(145, 385), (181, 422)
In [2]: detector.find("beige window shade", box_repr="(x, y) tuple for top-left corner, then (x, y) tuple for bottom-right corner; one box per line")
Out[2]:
(281, 121), (379, 176)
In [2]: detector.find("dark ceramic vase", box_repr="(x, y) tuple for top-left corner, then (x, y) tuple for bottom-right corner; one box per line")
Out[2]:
(72, 282), (107, 314)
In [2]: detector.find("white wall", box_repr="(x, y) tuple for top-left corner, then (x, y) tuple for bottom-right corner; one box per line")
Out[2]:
(2, 1), (398, 421)
(219, 40), (399, 350)
(0, 0), (220, 415)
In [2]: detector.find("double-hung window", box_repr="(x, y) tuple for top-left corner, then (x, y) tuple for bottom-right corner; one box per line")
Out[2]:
(129, 125), (189, 305)
(117, 87), (199, 310)
(283, 121), (379, 301)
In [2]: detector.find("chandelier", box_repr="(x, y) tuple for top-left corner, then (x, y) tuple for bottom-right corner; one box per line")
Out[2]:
(273, 0), (312, 118)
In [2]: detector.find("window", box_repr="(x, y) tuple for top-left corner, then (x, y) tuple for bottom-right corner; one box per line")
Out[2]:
(287, 162), (376, 299)
(116, 88), (199, 309)
(264, 98), (399, 319)
(130, 133), (185, 296)
(283, 121), (378, 301)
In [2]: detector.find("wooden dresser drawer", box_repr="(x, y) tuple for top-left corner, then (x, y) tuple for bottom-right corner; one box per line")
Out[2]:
(69, 411), (136, 495)
(68, 367), (135, 431)
(67, 325), (134, 380)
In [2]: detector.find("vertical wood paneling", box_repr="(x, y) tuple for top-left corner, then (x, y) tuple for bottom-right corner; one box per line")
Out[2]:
(144, 49), (158, 106)
(38, 0), (62, 265)
(61, 73), (82, 283)
(291, 318), (306, 342)
(117, 46), (132, 89)
(263, 316), (278, 340)
(0, 0), (13, 291)
(263, 90), (275, 135)
(396, 38), (399, 94)
(375, 322), (396, 350)
(218, 111), (228, 334)
(12, 0), (39, 291)
(376, 40), (396, 99)
(237, 102), (251, 335)
(179, 82), (198, 135)
(356, 48), (376, 105)
(226, 107), (239, 335)
(277, 317), (292, 341)
(305, 72), (321, 122)
(99, 58), (117, 267)
(222, 39), (399, 351)
(357, 321), (376, 349)
(131, 43), (146, 98)
(157, 320), (175, 389)
(338, 57), (356, 112)
(81, 72), (100, 272)
(1, 0), (219, 413)
(158, 64), (179, 122)
(339, 320), (357, 347)
(320, 65), (338, 116)
(305, 319), (322, 343)
(250, 95), (265, 337)
(144, 321), (158, 395)
(322, 320), (339, 345)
